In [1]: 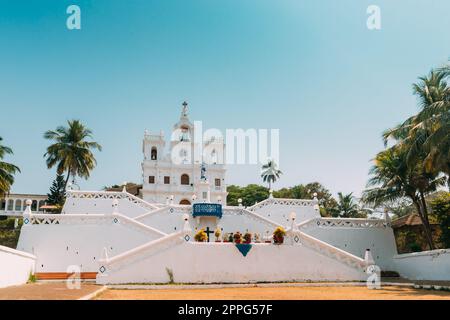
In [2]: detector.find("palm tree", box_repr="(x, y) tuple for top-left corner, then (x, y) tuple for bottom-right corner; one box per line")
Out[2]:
(383, 70), (450, 184)
(261, 159), (282, 190)
(331, 192), (359, 218)
(363, 147), (445, 250)
(0, 137), (20, 196)
(44, 120), (102, 189)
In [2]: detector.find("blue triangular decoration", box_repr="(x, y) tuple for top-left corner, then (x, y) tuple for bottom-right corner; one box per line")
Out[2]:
(235, 244), (252, 257)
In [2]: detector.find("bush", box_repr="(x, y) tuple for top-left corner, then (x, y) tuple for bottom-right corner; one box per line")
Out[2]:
(233, 232), (242, 244)
(243, 232), (252, 244)
(194, 229), (207, 242)
(431, 193), (450, 248)
(273, 227), (286, 244)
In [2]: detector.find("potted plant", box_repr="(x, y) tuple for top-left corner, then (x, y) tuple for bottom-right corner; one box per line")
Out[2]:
(233, 231), (242, 244)
(194, 229), (208, 242)
(243, 232), (252, 244)
(273, 227), (286, 244)
(264, 231), (272, 243)
(214, 228), (222, 242)
(228, 233), (233, 243)
(222, 234), (229, 242)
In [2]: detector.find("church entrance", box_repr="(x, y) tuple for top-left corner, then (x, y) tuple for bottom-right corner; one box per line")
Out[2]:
(179, 199), (191, 205)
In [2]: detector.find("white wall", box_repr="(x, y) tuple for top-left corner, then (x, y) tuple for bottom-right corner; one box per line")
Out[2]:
(394, 249), (450, 281)
(97, 241), (367, 284)
(0, 245), (36, 288)
(16, 214), (165, 273)
(305, 223), (398, 270)
(250, 198), (320, 224)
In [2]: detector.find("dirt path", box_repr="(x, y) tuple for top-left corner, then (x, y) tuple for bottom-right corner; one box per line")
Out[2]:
(0, 282), (101, 300)
(96, 285), (450, 300)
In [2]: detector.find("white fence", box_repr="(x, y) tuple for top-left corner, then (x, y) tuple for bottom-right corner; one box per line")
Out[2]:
(0, 245), (36, 288)
(394, 249), (450, 281)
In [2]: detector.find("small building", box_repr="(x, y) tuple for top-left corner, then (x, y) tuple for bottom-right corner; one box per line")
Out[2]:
(0, 194), (47, 217)
(391, 213), (441, 253)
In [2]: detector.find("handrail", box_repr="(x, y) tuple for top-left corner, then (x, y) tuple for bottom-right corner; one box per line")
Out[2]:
(247, 197), (317, 212)
(115, 213), (167, 237)
(298, 231), (367, 270)
(223, 207), (281, 227)
(297, 217), (388, 230)
(24, 212), (167, 237)
(100, 231), (184, 267)
(66, 190), (161, 211)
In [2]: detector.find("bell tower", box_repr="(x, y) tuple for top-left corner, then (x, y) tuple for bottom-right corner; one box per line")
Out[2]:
(143, 130), (165, 162)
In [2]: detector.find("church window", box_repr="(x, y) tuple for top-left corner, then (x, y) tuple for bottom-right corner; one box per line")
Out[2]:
(180, 126), (190, 142)
(151, 147), (157, 160)
(180, 174), (190, 185)
(148, 176), (155, 184)
(7, 199), (14, 211)
(215, 178), (221, 187)
(15, 199), (22, 211)
(164, 176), (170, 184)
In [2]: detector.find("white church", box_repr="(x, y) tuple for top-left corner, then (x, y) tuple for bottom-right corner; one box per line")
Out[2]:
(141, 102), (227, 205)
(1, 102), (449, 288)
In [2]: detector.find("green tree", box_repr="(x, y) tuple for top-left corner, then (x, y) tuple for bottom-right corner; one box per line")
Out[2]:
(363, 147), (445, 250)
(0, 137), (20, 196)
(47, 173), (67, 211)
(227, 184), (269, 207)
(383, 69), (450, 186)
(430, 192), (450, 248)
(261, 160), (282, 190)
(44, 120), (102, 188)
(330, 192), (364, 218)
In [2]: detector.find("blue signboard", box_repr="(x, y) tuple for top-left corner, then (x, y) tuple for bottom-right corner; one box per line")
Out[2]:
(192, 203), (222, 219)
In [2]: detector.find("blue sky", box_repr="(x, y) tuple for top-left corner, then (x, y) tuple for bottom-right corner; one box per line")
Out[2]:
(1, 0), (449, 197)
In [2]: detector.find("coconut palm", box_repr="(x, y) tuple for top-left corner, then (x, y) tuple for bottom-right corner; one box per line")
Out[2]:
(44, 120), (102, 189)
(331, 192), (359, 218)
(261, 159), (282, 190)
(0, 137), (20, 196)
(363, 147), (446, 250)
(383, 70), (450, 183)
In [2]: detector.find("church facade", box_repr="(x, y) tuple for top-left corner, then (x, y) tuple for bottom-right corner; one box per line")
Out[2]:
(141, 102), (227, 205)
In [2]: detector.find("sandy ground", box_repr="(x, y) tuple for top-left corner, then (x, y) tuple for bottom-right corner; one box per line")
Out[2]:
(0, 282), (100, 300)
(96, 285), (450, 300)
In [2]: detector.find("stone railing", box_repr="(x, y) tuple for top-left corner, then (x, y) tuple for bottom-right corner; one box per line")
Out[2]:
(297, 217), (389, 231)
(98, 231), (185, 274)
(222, 206), (281, 228)
(134, 204), (192, 221)
(112, 213), (167, 237)
(23, 213), (110, 226)
(247, 198), (317, 212)
(298, 231), (367, 270)
(66, 190), (161, 211)
(23, 212), (167, 238)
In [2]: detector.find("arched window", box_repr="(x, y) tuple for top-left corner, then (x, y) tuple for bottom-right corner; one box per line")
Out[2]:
(31, 200), (38, 211)
(0, 199), (5, 211)
(7, 199), (14, 211)
(38, 200), (45, 212)
(179, 199), (191, 205)
(15, 199), (22, 211)
(151, 147), (157, 160)
(180, 174), (190, 185)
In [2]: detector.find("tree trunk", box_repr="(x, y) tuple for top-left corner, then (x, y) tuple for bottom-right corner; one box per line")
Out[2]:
(64, 169), (71, 190)
(413, 200), (434, 251)
(419, 192), (434, 250)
